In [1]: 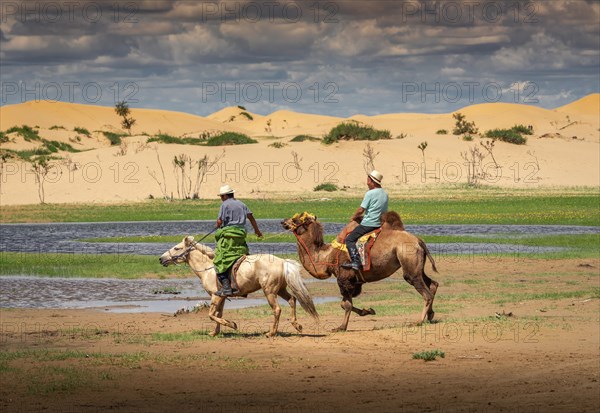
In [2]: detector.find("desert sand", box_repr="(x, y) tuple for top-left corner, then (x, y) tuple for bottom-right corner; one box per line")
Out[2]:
(1, 257), (598, 413)
(0, 94), (598, 205)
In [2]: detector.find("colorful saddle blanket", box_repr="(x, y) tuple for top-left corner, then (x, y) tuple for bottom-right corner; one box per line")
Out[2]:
(331, 229), (381, 271)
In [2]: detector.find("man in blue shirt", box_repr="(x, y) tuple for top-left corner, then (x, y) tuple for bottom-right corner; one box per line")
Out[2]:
(213, 185), (263, 297)
(341, 170), (388, 271)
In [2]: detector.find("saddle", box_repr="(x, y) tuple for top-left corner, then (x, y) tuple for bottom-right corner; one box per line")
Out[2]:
(331, 229), (381, 272)
(216, 255), (248, 297)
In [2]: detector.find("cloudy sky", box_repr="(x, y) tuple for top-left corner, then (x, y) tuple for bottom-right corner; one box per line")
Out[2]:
(1, 0), (598, 116)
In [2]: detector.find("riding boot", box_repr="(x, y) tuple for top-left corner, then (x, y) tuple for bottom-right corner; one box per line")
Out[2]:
(341, 245), (363, 271)
(215, 273), (233, 297)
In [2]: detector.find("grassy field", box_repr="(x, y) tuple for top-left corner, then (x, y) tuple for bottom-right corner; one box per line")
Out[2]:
(1, 191), (599, 225)
(1, 233), (598, 278)
(1, 191), (598, 278)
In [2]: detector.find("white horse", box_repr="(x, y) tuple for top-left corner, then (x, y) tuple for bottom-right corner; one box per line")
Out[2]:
(159, 236), (319, 337)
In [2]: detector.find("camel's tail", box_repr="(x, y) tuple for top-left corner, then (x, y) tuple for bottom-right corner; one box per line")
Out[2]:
(418, 238), (438, 273)
(283, 259), (319, 321)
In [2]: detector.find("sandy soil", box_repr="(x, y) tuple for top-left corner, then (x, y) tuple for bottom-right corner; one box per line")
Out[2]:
(0, 95), (598, 205)
(1, 257), (598, 413)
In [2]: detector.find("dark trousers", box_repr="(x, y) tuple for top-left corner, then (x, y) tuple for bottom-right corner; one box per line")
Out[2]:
(345, 224), (379, 251)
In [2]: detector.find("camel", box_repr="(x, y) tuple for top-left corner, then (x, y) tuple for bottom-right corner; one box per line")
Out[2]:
(282, 212), (438, 332)
(159, 236), (319, 337)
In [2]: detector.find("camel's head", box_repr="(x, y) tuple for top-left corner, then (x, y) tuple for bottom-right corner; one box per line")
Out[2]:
(281, 212), (317, 234)
(159, 236), (215, 267)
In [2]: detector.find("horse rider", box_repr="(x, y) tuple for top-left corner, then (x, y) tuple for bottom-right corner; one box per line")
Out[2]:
(213, 185), (263, 297)
(341, 170), (389, 271)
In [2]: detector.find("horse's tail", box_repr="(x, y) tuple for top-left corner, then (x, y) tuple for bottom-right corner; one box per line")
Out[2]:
(283, 259), (319, 321)
(418, 238), (438, 273)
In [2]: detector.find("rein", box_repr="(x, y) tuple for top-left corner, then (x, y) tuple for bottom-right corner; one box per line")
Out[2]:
(291, 223), (345, 273)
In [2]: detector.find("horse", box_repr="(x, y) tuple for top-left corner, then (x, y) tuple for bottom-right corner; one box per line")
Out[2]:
(159, 236), (319, 337)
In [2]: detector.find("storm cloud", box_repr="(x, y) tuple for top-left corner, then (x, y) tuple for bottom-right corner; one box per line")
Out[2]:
(0, 0), (598, 116)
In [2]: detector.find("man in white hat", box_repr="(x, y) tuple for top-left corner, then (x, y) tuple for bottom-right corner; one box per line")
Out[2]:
(341, 170), (388, 271)
(213, 185), (263, 296)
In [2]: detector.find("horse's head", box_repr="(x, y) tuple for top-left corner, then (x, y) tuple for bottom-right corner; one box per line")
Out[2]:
(281, 212), (317, 235)
(159, 236), (215, 267)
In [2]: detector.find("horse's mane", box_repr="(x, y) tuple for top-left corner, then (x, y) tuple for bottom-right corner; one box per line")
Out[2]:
(381, 211), (405, 231)
(194, 243), (215, 258)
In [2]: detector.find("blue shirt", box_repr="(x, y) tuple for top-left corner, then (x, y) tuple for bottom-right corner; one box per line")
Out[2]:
(218, 198), (251, 228)
(360, 188), (389, 227)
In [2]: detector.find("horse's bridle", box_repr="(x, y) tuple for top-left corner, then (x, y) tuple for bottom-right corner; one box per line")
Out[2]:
(164, 244), (196, 265)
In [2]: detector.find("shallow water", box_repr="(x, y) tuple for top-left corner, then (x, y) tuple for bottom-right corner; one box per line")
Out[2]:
(2, 220), (593, 256)
(1, 220), (594, 312)
(0, 276), (338, 313)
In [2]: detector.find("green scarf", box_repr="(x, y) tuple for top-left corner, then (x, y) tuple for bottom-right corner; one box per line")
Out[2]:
(213, 226), (249, 274)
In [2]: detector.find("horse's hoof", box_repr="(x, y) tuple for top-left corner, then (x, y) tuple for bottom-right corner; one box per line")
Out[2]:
(292, 323), (303, 333)
(265, 332), (276, 338)
(208, 331), (219, 337)
(230, 322), (238, 330)
(427, 311), (435, 322)
(331, 327), (347, 333)
(367, 308), (376, 315)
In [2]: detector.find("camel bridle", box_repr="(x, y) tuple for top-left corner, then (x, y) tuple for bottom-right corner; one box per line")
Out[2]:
(289, 217), (343, 272)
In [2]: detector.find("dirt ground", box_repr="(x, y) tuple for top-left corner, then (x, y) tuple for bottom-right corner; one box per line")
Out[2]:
(1, 257), (599, 413)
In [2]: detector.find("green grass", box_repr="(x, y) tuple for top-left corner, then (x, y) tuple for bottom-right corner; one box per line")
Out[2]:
(323, 121), (391, 144)
(492, 288), (600, 305)
(290, 135), (320, 142)
(147, 133), (205, 145)
(102, 131), (126, 146)
(2, 193), (597, 225)
(412, 349), (445, 362)
(4, 138), (80, 161)
(314, 182), (339, 192)
(0, 252), (190, 278)
(239, 111), (254, 120)
(79, 233), (336, 244)
(73, 127), (91, 137)
(205, 132), (257, 146)
(147, 132), (257, 146)
(151, 330), (217, 342)
(485, 125), (532, 145)
(5, 125), (42, 142)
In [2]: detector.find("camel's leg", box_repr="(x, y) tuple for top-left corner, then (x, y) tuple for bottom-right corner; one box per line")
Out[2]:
(208, 297), (226, 337)
(405, 273), (434, 324)
(351, 306), (376, 316)
(208, 296), (238, 333)
(263, 292), (282, 338)
(331, 294), (354, 332)
(278, 288), (302, 333)
(423, 273), (439, 322)
(335, 277), (375, 321)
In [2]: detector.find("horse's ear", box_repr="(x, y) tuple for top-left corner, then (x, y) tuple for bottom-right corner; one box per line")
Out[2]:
(184, 236), (194, 246)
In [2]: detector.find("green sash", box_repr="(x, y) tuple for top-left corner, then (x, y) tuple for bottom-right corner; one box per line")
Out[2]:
(213, 226), (249, 274)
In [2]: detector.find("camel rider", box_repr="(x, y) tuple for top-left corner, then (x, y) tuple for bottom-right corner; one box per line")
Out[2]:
(213, 185), (263, 297)
(341, 170), (388, 271)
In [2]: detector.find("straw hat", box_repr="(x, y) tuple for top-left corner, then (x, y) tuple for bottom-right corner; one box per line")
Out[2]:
(368, 170), (383, 185)
(218, 185), (235, 196)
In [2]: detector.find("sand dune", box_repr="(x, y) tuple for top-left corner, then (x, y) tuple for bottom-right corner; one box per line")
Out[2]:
(0, 95), (598, 205)
(0, 101), (247, 137)
(557, 94), (599, 117)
